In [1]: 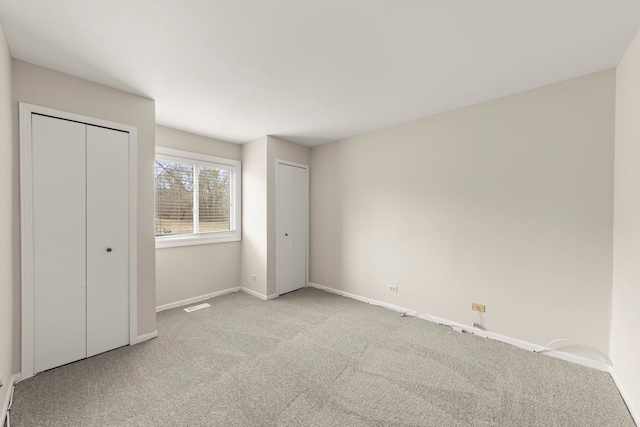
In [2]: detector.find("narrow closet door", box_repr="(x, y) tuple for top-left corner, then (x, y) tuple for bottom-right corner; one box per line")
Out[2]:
(276, 162), (308, 295)
(86, 125), (130, 357)
(292, 166), (308, 289)
(32, 114), (87, 373)
(277, 163), (295, 294)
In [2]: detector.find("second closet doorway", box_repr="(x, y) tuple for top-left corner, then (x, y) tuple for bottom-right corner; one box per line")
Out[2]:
(276, 160), (308, 295)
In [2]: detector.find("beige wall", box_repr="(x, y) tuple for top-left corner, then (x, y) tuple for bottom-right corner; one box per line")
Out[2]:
(155, 125), (242, 307)
(11, 60), (157, 372)
(0, 19), (14, 414)
(157, 125), (241, 161)
(241, 137), (268, 296)
(310, 70), (615, 362)
(611, 30), (640, 421)
(266, 136), (310, 296)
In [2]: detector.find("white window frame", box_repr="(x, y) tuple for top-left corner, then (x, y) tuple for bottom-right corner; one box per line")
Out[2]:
(155, 147), (241, 248)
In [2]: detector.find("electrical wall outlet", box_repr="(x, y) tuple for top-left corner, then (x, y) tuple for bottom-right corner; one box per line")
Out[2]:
(251, 274), (256, 281)
(388, 285), (398, 292)
(472, 303), (486, 313)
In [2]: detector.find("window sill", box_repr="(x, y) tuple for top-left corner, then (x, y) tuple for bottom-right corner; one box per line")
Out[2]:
(155, 231), (240, 249)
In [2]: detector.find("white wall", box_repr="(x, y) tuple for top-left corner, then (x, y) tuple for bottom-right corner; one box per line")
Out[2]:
(241, 137), (268, 296)
(0, 18), (14, 418)
(266, 136), (310, 296)
(155, 125), (242, 307)
(11, 60), (157, 372)
(611, 29), (640, 422)
(310, 70), (615, 362)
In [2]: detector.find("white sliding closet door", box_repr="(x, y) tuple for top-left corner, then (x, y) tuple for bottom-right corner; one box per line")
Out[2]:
(276, 162), (308, 295)
(86, 125), (130, 357)
(32, 115), (87, 373)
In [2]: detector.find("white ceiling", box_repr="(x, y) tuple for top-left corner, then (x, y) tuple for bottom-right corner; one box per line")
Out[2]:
(1, 1), (639, 146)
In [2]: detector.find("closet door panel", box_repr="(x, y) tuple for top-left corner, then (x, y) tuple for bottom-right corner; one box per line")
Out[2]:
(86, 125), (130, 357)
(292, 166), (307, 289)
(32, 115), (87, 373)
(277, 163), (295, 294)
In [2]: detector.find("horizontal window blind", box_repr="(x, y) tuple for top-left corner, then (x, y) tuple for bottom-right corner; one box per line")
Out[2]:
(197, 166), (231, 233)
(155, 158), (235, 237)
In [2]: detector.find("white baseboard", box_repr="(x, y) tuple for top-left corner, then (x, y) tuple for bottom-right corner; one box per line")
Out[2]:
(240, 287), (265, 300)
(266, 292), (278, 300)
(610, 368), (640, 426)
(156, 287), (241, 312)
(136, 330), (158, 344)
(240, 287), (278, 301)
(1, 373), (22, 427)
(307, 282), (611, 372)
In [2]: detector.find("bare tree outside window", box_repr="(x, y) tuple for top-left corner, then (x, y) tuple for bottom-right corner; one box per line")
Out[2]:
(198, 167), (230, 232)
(155, 159), (231, 236)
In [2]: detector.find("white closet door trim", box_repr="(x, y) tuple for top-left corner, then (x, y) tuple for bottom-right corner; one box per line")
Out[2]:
(275, 159), (309, 296)
(19, 102), (138, 378)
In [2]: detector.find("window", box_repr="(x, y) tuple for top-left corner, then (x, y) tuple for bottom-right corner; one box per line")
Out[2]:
(155, 147), (241, 248)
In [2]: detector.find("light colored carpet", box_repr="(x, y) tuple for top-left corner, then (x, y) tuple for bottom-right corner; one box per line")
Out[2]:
(8, 287), (635, 426)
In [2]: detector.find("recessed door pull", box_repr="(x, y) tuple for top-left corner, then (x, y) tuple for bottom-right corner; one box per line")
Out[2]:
(106, 248), (112, 252)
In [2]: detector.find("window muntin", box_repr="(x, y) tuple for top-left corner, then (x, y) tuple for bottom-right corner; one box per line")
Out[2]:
(154, 147), (240, 248)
